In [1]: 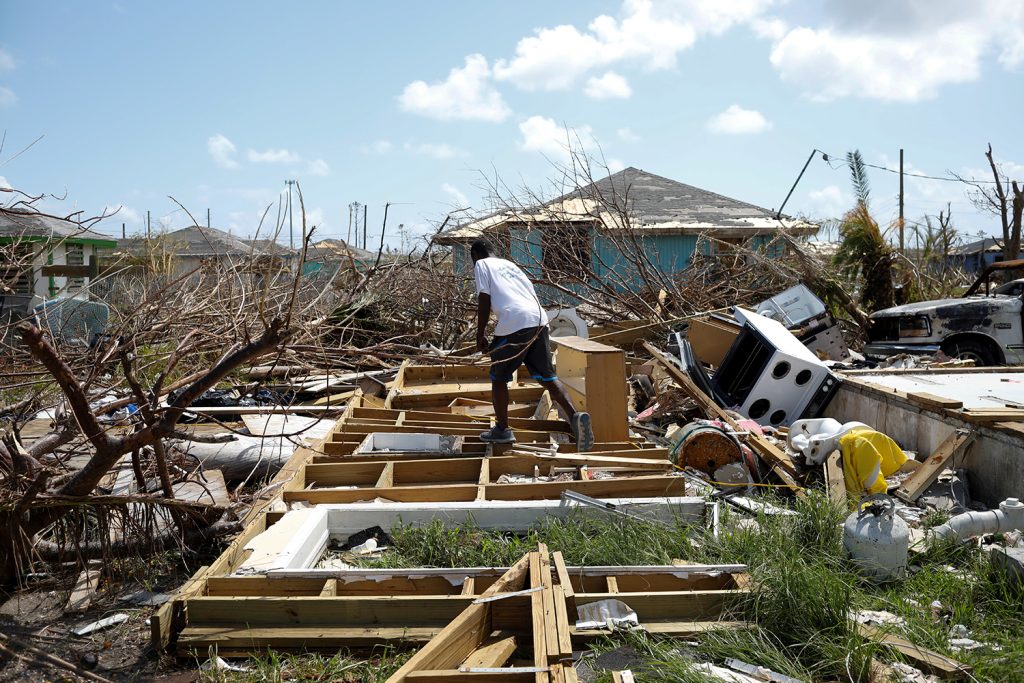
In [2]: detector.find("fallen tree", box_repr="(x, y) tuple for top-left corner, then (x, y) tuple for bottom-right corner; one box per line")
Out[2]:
(0, 188), (388, 583)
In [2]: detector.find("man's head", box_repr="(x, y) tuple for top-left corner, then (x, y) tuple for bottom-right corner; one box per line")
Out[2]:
(470, 239), (492, 263)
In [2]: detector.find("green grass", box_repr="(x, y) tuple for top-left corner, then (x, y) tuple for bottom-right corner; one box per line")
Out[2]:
(197, 496), (1024, 682)
(198, 646), (411, 683)
(355, 513), (693, 569)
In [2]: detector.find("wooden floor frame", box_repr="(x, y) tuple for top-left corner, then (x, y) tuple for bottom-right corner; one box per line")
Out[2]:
(153, 356), (716, 657)
(176, 546), (747, 672)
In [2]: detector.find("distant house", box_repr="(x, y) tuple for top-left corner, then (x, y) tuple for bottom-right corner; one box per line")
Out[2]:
(434, 167), (817, 298)
(949, 237), (1004, 272)
(119, 226), (292, 276)
(302, 239), (375, 277)
(0, 208), (118, 304)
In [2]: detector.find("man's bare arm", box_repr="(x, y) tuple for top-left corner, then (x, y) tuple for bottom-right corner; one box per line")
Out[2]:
(476, 293), (491, 352)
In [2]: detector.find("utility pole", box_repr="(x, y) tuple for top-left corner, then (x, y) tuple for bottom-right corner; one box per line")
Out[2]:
(207, 208), (211, 228)
(363, 205), (368, 250)
(146, 210), (151, 239)
(898, 148), (905, 253)
(285, 180), (297, 249)
(349, 202), (361, 247)
(121, 223), (126, 239)
(347, 204), (353, 244)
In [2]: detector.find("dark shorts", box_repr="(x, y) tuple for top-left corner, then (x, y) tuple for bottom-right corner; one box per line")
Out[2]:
(489, 326), (557, 383)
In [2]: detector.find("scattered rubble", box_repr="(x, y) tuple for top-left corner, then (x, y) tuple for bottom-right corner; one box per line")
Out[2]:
(3, 186), (1022, 681)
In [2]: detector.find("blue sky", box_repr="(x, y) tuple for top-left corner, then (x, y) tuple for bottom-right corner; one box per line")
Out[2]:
(1, 1), (1023, 249)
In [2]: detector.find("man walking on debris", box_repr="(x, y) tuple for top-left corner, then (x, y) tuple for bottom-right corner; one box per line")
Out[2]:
(471, 239), (594, 449)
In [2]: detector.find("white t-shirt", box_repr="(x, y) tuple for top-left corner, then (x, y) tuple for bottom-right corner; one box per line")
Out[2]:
(474, 257), (548, 336)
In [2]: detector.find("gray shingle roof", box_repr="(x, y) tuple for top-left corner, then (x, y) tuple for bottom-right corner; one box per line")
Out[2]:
(435, 166), (813, 242)
(555, 167), (787, 225)
(0, 208), (118, 243)
(305, 238), (374, 262)
(169, 226), (264, 256)
(953, 237), (1002, 255)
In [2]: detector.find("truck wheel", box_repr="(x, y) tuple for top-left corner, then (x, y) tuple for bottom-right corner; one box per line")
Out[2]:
(942, 339), (997, 366)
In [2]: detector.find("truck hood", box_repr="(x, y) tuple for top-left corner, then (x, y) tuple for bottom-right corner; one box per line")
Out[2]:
(870, 297), (1004, 318)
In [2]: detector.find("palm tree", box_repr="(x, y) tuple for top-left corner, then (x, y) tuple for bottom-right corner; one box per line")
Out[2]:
(833, 150), (895, 312)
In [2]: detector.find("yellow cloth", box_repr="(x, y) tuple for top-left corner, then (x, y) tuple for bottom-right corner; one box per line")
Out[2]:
(839, 427), (908, 496)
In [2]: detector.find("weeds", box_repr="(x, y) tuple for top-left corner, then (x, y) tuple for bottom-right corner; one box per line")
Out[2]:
(199, 646), (410, 682)
(359, 512), (693, 569)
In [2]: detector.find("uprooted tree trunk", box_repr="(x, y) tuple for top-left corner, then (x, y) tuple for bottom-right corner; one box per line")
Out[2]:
(0, 318), (291, 584)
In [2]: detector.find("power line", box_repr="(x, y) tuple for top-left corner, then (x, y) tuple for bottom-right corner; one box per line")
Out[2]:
(818, 149), (1004, 184)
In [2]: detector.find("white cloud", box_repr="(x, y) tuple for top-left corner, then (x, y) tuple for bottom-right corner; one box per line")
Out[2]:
(608, 158), (626, 173)
(442, 183), (470, 207)
(751, 16), (787, 40)
(768, 2), (1024, 102)
(804, 185), (849, 219)
(493, 0), (771, 91)
(0, 86), (16, 108)
(0, 48), (14, 72)
(247, 148), (302, 164)
(104, 205), (142, 225)
(617, 127), (640, 142)
(306, 159), (330, 176)
(518, 116), (595, 156)
(405, 142), (466, 160)
(399, 54), (511, 122)
(0, 175), (11, 190)
(706, 105), (772, 134)
(207, 134), (239, 169)
(584, 71), (632, 99)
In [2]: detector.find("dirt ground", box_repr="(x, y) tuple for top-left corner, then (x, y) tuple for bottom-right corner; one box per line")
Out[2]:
(0, 557), (206, 682)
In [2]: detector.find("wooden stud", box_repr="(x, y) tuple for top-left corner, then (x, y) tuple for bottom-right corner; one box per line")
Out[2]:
(895, 431), (975, 503)
(178, 625), (441, 651)
(824, 451), (846, 506)
(857, 623), (972, 679)
(906, 391), (964, 410)
(460, 633), (517, 668)
(375, 462), (395, 488)
(552, 587), (574, 662)
(405, 671), (535, 682)
(551, 552), (575, 612)
(284, 473), (686, 505)
(477, 459), (489, 501)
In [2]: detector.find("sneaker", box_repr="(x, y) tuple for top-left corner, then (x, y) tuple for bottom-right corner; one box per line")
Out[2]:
(571, 412), (594, 452)
(479, 426), (516, 443)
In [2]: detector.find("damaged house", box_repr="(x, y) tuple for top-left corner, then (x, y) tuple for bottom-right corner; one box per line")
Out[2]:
(434, 166), (818, 301)
(0, 208), (118, 307)
(119, 225), (293, 277)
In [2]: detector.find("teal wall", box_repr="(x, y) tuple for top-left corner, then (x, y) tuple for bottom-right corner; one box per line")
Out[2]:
(509, 228), (542, 278)
(453, 244), (468, 274)
(454, 229), (787, 303)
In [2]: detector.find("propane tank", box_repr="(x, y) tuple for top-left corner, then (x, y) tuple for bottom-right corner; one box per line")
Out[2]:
(843, 494), (909, 582)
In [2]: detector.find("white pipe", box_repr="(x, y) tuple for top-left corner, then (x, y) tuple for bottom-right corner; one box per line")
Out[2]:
(930, 498), (1024, 543)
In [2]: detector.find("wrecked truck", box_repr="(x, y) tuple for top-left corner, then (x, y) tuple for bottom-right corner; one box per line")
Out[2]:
(865, 258), (1024, 366)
